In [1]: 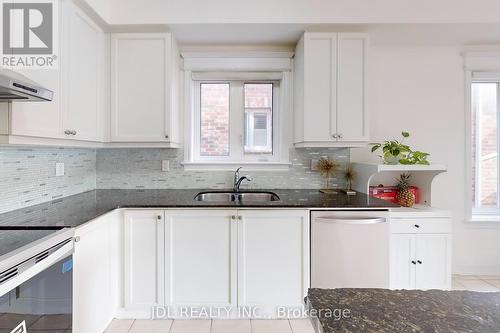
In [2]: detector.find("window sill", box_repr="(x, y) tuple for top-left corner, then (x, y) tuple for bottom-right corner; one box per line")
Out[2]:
(181, 161), (292, 171)
(466, 215), (500, 223)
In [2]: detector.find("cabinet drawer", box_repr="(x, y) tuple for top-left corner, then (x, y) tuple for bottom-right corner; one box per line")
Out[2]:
(391, 218), (451, 234)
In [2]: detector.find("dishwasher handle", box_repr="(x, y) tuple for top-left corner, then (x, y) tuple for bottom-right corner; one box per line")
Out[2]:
(314, 217), (387, 225)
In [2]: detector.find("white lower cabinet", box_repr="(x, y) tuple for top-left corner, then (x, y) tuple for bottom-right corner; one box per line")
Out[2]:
(124, 210), (165, 311)
(390, 218), (452, 290)
(165, 210), (237, 313)
(237, 210), (310, 314)
(73, 210), (121, 333)
(123, 209), (310, 318)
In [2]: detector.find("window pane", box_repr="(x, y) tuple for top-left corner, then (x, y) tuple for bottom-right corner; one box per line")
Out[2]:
(200, 83), (230, 157)
(472, 82), (498, 208)
(244, 84), (273, 154)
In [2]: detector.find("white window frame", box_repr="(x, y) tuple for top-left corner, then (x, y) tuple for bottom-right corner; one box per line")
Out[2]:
(464, 50), (500, 222)
(193, 80), (280, 163)
(244, 106), (273, 154)
(181, 52), (293, 171)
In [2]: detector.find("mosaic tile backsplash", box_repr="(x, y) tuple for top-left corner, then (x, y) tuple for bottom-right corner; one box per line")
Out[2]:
(97, 148), (350, 190)
(0, 148), (96, 214)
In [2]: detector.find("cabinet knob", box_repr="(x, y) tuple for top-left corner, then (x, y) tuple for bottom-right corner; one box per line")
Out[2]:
(414, 224), (420, 228)
(71, 130), (77, 135)
(231, 215), (236, 220)
(417, 260), (422, 264)
(411, 260), (417, 265)
(74, 236), (81, 243)
(338, 134), (343, 139)
(238, 216), (242, 220)
(157, 215), (162, 220)
(165, 134), (169, 139)
(332, 134), (338, 139)
(64, 130), (71, 135)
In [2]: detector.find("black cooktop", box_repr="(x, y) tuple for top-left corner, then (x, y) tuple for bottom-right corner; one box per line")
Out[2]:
(0, 229), (62, 258)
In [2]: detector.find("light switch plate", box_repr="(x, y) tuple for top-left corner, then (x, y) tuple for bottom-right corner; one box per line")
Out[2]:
(55, 162), (65, 177)
(161, 160), (170, 172)
(311, 159), (319, 171)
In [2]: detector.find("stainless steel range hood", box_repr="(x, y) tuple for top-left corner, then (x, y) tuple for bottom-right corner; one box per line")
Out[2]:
(0, 68), (53, 102)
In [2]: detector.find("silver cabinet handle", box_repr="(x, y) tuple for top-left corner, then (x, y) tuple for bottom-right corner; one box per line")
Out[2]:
(315, 217), (386, 225)
(238, 216), (242, 220)
(231, 215), (236, 220)
(71, 130), (77, 135)
(74, 236), (80, 243)
(64, 130), (71, 135)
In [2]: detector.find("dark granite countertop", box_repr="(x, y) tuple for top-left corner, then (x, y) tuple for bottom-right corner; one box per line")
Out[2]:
(0, 189), (397, 228)
(308, 288), (500, 333)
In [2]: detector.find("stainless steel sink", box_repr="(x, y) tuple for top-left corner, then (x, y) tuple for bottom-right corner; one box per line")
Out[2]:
(193, 192), (236, 202)
(238, 192), (280, 203)
(194, 191), (280, 203)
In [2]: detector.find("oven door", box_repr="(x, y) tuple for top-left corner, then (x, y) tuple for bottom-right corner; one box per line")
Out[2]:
(0, 238), (74, 333)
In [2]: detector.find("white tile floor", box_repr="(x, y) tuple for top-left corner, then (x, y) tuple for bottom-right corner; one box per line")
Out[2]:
(106, 275), (500, 333)
(452, 274), (500, 292)
(105, 319), (315, 333)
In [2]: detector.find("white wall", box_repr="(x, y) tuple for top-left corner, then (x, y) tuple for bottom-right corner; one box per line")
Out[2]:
(351, 44), (500, 275)
(107, 0), (500, 25)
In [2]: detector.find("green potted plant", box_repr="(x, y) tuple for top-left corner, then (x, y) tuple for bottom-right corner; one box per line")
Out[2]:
(370, 132), (430, 165)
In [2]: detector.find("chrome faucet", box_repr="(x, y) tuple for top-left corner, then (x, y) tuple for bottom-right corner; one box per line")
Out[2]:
(233, 167), (252, 192)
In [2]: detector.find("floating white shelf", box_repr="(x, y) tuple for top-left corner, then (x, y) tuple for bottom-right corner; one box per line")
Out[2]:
(353, 162), (447, 173)
(351, 162), (447, 206)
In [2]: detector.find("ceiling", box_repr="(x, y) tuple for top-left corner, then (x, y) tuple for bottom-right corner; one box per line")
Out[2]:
(167, 23), (500, 48)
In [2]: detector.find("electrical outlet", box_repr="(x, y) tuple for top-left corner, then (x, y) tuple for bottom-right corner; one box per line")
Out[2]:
(55, 162), (65, 177)
(311, 159), (319, 171)
(161, 160), (170, 172)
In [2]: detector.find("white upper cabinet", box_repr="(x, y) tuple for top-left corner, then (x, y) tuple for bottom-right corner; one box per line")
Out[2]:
(110, 33), (181, 146)
(62, 1), (106, 141)
(9, 0), (64, 139)
(7, 0), (106, 143)
(337, 33), (367, 142)
(294, 32), (368, 147)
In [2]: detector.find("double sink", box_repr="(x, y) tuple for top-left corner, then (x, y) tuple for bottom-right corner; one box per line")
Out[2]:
(194, 191), (280, 203)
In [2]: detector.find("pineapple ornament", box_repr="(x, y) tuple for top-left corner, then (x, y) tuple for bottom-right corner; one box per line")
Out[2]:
(396, 173), (415, 207)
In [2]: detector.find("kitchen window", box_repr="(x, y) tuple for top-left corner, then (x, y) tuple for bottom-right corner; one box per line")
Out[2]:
(196, 81), (276, 161)
(194, 80), (278, 163)
(182, 52), (293, 170)
(469, 74), (500, 220)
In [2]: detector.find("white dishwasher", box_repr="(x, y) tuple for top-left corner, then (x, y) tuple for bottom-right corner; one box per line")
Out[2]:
(311, 210), (390, 289)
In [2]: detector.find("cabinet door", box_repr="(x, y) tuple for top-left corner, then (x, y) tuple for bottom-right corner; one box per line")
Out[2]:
(390, 234), (416, 289)
(238, 210), (309, 315)
(303, 33), (337, 142)
(415, 234), (452, 290)
(9, 0), (62, 139)
(165, 210), (237, 311)
(62, 3), (105, 141)
(73, 212), (120, 333)
(336, 33), (368, 142)
(10, 68), (62, 138)
(111, 33), (171, 142)
(124, 210), (165, 310)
